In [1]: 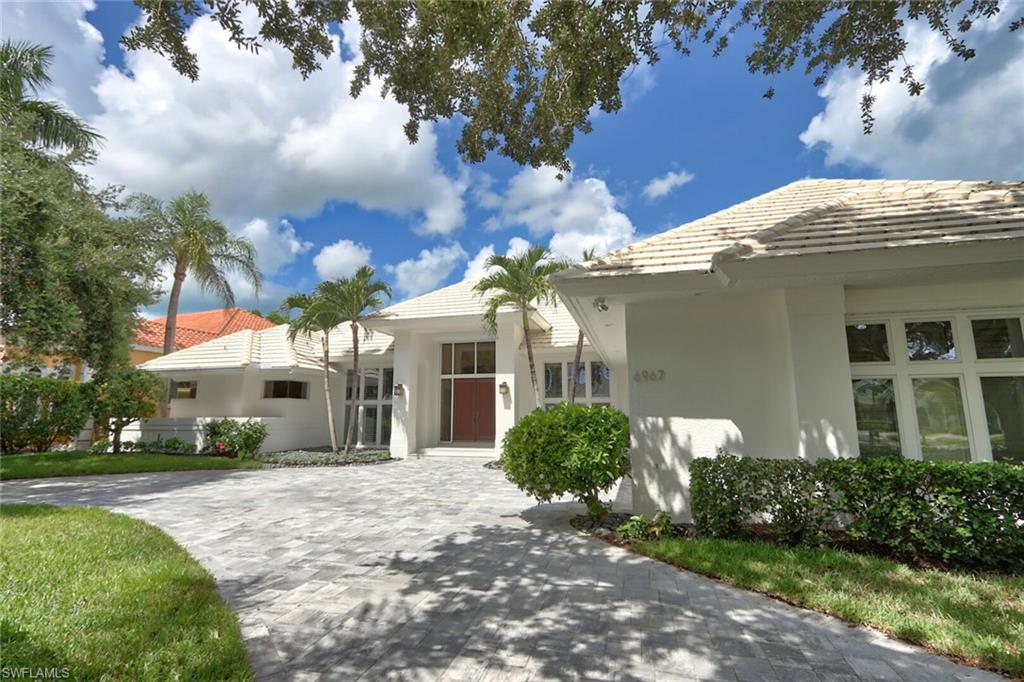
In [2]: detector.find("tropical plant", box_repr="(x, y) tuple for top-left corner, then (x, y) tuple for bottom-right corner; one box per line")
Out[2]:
(280, 280), (360, 454)
(0, 40), (100, 152)
(474, 245), (566, 407)
(91, 369), (164, 454)
(129, 191), (262, 355)
(202, 419), (267, 458)
(0, 374), (92, 454)
(501, 403), (631, 520)
(569, 248), (596, 405)
(125, 1), (1020, 171)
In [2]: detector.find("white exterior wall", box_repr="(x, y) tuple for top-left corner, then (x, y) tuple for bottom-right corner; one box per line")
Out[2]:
(626, 290), (804, 518)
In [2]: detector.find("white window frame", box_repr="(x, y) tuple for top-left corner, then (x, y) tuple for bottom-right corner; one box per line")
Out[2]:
(541, 359), (612, 409)
(847, 308), (1024, 462)
(343, 366), (394, 447)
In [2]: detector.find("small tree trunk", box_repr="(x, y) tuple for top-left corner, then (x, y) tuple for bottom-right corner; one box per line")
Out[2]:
(522, 308), (542, 408)
(111, 421), (123, 454)
(569, 330), (585, 405)
(344, 321), (360, 454)
(160, 266), (187, 416)
(322, 335), (339, 454)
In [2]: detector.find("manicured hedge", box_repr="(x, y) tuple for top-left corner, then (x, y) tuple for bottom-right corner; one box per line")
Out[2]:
(691, 454), (1024, 572)
(0, 374), (92, 454)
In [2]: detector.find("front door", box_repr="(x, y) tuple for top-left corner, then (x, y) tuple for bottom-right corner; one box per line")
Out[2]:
(452, 378), (495, 442)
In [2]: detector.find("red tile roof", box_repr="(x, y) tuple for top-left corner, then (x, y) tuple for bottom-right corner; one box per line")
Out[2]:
(135, 308), (277, 352)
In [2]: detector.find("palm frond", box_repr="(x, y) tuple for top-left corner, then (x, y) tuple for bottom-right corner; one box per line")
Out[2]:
(19, 99), (101, 152)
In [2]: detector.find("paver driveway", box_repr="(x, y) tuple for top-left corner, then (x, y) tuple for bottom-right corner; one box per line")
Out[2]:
(2, 458), (1003, 681)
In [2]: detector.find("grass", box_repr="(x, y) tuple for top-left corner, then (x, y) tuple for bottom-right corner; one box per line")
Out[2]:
(0, 451), (262, 480)
(0, 504), (252, 680)
(635, 536), (1024, 676)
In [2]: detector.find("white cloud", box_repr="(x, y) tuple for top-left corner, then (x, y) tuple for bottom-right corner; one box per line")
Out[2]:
(0, 0), (105, 117)
(313, 239), (372, 280)
(240, 218), (312, 275)
(461, 237), (534, 280)
(642, 170), (695, 200)
(387, 243), (468, 298)
(484, 167), (637, 260)
(13, 5), (467, 233)
(800, 16), (1024, 179)
(463, 245), (495, 281)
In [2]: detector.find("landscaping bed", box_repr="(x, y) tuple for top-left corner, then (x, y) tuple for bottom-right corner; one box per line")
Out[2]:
(573, 516), (1024, 677)
(257, 447), (393, 468)
(0, 504), (252, 680)
(0, 451), (262, 480)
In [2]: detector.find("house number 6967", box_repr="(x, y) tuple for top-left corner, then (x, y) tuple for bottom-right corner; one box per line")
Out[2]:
(634, 369), (665, 382)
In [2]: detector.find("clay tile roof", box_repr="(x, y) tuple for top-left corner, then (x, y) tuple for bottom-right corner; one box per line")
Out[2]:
(134, 307), (277, 351)
(555, 179), (1024, 280)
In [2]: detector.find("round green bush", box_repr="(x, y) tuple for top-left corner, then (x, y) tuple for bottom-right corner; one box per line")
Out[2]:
(501, 403), (630, 519)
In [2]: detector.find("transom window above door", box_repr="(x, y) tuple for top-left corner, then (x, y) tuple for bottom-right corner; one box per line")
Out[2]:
(441, 342), (496, 375)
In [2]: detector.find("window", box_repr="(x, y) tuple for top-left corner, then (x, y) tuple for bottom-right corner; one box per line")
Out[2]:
(912, 377), (970, 462)
(342, 366), (394, 446)
(440, 378), (452, 441)
(846, 323), (890, 362)
(454, 343), (476, 374)
(849, 311), (1023, 463)
(905, 321), (957, 361)
(381, 405), (393, 445)
(263, 380), (308, 399)
(171, 380), (197, 399)
(362, 406), (378, 445)
(567, 363), (586, 397)
(980, 376), (1024, 465)
(972, 318), (1024, 359)
(541, 360), (612, 408)
(851, 379), (901, 458)
(364, 369), (379, 400)
(441, 343), (453, 374)
(591, 362), (610, 398)
(544, 363), (562, 399)
(476, 342), (496, 373)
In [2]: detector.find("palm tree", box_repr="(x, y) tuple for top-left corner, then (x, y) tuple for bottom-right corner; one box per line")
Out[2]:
(130, 191), (262, 355)
(334, 266), (392, 453)
(568, 248), (596, 405)
(0, 40), (100, 152)
(474, 245), (565, 408)
(280, 282), (351, 453)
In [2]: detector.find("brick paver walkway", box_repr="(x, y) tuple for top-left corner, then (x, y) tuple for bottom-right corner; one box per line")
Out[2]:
(2, 459), (1003, 681)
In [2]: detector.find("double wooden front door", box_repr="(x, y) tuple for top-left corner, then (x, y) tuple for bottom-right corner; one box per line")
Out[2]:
(452, 378), (495, 442)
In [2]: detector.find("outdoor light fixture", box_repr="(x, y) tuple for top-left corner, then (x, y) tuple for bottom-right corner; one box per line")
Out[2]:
(499, 381), (510, 395)
(393, 383), (404, 397)
(593, 297), (609, 312)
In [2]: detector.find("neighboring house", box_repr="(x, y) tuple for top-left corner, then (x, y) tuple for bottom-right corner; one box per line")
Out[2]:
(138, 179), (1023, 518)
(131, 307), (278, 365)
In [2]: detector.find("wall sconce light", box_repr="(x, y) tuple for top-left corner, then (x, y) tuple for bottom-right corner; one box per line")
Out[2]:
(393, 383), (404, 397)
(498, 381), (510, 395)
(593, 297), (609, 312)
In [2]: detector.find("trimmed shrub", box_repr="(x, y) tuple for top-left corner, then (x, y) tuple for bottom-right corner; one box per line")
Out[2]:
(89, 437), (110, 454)
(202, 419), (268, 459)
(501, 403), (630, 520)
(0, 375), (92, 454)
(617, 511), (674, 541)
(691, 454), (1024, 572)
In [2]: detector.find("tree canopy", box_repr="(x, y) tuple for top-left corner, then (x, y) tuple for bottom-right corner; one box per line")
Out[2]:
(124, 0), (1021, 172)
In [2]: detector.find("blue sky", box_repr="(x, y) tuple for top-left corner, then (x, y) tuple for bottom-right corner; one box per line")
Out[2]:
(4, 1), (1022, 314)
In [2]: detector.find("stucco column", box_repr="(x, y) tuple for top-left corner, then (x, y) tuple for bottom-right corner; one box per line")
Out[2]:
(783, 285), (859, 460)
(391, 331), (421, 457)
(493, 315), (520, 457)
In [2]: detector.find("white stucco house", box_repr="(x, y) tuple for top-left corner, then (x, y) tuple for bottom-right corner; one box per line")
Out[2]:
(137, 179), (1024, 518)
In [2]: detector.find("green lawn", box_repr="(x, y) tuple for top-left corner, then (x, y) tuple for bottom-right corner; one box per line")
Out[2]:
(0, 504), (252, 680)
(635, 537), (1024, 677)
(0, 451), (262, 480)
